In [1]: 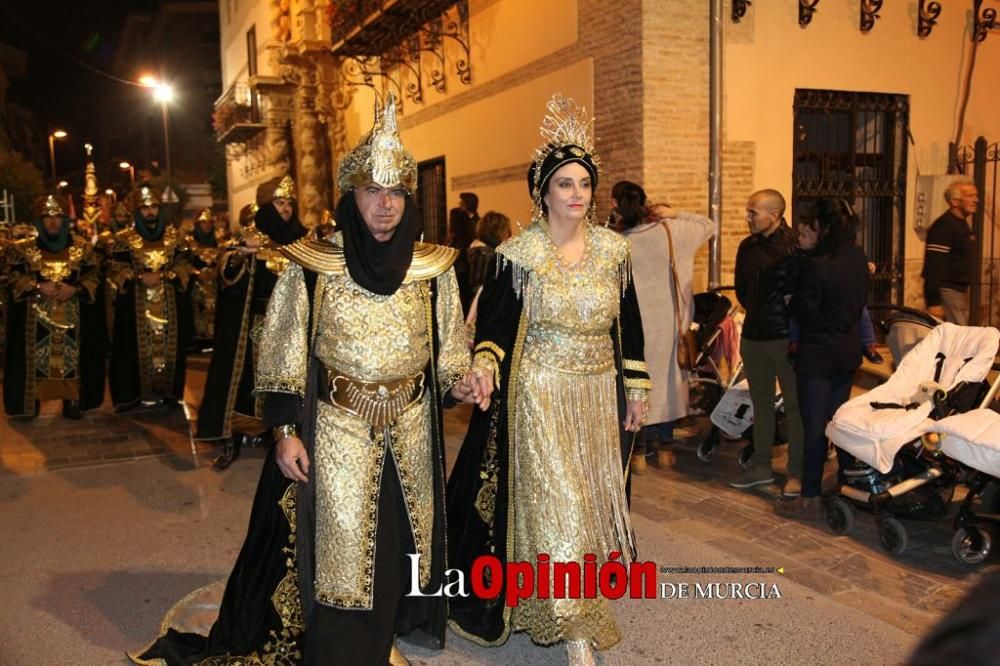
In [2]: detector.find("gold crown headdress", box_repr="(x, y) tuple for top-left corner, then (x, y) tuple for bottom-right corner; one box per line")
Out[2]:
(529, 95), (600, 216)
(113, 201), (131, 217)
(272, 175), (296, 200)
(36, 194), (67, 218)
(337, 92), (417, 194)
(196, 208), (216, 224)
(132, 186), (161, 207)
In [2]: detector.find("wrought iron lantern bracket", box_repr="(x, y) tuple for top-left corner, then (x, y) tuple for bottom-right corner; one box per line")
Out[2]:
(860, 0), (883, 33)
(799, 0), (820, 27)
(732, 0), (751, 23)
(917, 0), (942, 38)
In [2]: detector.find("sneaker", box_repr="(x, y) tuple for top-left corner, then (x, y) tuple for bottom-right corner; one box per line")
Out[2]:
(863, 345), (884, 364)
(729, 466), (775, 489)
(782, 477), (802, 497)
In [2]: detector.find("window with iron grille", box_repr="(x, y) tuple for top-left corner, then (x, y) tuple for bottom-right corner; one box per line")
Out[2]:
(417, 158), (447, 244)
(793, 89), (909, 305)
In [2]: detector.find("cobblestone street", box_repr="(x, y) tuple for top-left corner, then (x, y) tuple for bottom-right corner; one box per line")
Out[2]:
(0, 355), (994, 664)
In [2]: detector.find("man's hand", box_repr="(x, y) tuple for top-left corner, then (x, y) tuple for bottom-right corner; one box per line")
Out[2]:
(237, 244), (260, 255)
(276, 436), (310, 482)
(453, 368), (494, 411)
(140, 272), (163, 288)
(927, 305), (945, 320)
(37, 281), (59, 299)
(623, 400), (646, 433)
(55, 283), (77, 302)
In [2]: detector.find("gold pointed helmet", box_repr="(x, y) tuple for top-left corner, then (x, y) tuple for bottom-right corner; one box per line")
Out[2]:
(256, 175), (296, 205)
(129, 185), (162, 208)
(33, 194), (68, 218)
(196, 208), (216, 224)
(337, 92), (417, 194)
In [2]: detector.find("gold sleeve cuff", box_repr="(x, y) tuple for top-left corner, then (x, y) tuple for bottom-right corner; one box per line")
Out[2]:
(623, 359), (648, 373)
(474, 340), (506, 365)
(626, 387), (649, 404)
(624, 377), (652, 391)
(473, 351), (501, 391)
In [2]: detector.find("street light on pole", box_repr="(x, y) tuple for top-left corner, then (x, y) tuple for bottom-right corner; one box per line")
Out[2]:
(48, 130), (67, 185)
(139, 76), (176, 203)
(119, 161), (136, 187)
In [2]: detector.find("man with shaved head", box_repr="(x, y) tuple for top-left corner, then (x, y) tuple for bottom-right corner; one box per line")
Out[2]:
(922, 179), (978, 324)
(729, 189), (805, 497)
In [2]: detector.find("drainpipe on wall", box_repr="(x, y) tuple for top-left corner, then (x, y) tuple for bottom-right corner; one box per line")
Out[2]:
(708, 0), (723, 289)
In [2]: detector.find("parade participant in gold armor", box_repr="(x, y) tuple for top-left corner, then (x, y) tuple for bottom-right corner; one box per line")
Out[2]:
(108, 186), (193, 411)
(187, 208), (224, 348)
(446, 96), (651, 666)
(195, 178), (307, 470)
(3, 194), (104, 419)
(97, 201), (135, 342)
(132, 92), (482, 666)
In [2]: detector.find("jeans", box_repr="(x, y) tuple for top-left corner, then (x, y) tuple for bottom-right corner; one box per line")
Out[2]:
(797, 370), (855, 498)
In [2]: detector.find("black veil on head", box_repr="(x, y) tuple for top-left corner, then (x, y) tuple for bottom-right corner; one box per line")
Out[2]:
(134, 208), (167, 242)
(254, 201), (307, 246)
(336, 191), (422, 296)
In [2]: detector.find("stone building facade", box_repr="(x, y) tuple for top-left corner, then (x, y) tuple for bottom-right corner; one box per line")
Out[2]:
(216, 0), (998, 306)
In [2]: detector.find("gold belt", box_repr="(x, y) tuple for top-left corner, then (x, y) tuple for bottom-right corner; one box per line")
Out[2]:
(320, 365), (425, 429)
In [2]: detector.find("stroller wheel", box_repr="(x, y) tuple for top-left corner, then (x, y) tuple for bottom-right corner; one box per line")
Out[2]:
(697, 431), (719, 463)
(877, 516), (908, 555)
(737, 444), (754, 470)
(824, 496), (855, 536)
(951, 527), (992, 566)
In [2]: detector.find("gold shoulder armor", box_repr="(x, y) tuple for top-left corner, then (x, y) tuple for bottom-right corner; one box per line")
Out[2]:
(408, 242), (458, 281)
(280, 238), (458, 281)
(279, 238), (346, 275)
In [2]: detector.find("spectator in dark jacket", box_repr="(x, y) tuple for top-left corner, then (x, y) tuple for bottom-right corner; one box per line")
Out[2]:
(779, 197), (870, 519)
(467, 210), (511, 297)
(449, 191), (480, 314)
(729, 189), (805, 497)
(922, 179), (978, 325)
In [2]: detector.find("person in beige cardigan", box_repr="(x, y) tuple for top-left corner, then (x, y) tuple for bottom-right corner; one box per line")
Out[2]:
(614, 181), (715, 472)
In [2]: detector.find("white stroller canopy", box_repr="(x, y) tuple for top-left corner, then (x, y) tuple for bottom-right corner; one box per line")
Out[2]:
(826, 323), (1000, 473)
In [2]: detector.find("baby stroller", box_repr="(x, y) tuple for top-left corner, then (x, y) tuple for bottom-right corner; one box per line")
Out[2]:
(824, 323), (1000, 558)
(691, 289), (787, 466)
(687, 289), (737, 422)
(930, 408), (1000, 564)
(867, 304), (941, 366)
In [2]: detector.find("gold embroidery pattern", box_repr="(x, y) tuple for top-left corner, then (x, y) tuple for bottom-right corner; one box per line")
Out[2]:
(255, 264), (309, 396)
(622, 359), (648, 373)
(434, 268), (472, 395)
(314, 274), (431, 383)
(313, 401), (386, 609)
(475, 340), (506, 364)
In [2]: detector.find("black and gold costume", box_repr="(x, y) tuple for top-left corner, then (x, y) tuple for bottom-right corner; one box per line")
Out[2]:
(196, 180), (306, 472)
(3, 197), (104, 417)
(108, 188), (193, 408)
(187, 210), (225, 347)
(97, 202), (134, 343)
(446, 96), (651, 654)
(132, 93), (470, 665)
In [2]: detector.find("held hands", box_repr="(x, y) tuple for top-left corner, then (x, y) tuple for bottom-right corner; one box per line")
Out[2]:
(140, 271), (164, 288)
(37, 281), (60, 299)
(276, 436), (310, 482)
(623, 400), (647, 433)
(237, 238), (262, 254)
(450, 368), (494, 411)
(54, 283), (76, 302)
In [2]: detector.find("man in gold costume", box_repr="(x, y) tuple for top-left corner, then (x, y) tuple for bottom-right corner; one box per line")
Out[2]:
(195, 179), (307, 470)
(3, 194), (104, 419)
(96, 201), (134, 345)
(187, 208), (224, 349)
(108, 186), (193, 410)
(131, 94), (483, 666)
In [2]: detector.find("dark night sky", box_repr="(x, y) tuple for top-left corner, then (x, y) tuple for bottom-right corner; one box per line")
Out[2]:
(1, 0), (160, 178)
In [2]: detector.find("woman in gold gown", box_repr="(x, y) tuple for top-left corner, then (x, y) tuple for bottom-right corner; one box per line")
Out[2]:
(446, 96), (650, 665)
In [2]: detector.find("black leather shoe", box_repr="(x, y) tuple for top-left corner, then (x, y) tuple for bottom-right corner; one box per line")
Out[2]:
(212, 435), (242, 470)
(62, 401), (83, 420)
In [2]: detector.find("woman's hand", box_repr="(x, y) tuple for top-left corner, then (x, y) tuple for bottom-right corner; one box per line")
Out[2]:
(624, 399), (646, 433)
(276, 436), (310, 482)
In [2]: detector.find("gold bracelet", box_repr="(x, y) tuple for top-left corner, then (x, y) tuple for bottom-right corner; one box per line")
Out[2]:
(273, 424), (299, 441)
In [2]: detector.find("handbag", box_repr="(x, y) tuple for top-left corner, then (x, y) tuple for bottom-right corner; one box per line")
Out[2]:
(662, 221), (698, 371)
